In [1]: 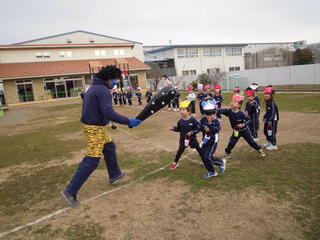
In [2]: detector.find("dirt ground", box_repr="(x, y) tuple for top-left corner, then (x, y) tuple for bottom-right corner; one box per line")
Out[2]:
(1, 98), (320, 240)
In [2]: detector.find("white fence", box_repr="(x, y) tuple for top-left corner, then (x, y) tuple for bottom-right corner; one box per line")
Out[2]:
(149, 63), (320, 91)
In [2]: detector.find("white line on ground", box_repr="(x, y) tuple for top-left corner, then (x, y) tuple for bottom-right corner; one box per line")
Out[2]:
(0, 126), (197, 238)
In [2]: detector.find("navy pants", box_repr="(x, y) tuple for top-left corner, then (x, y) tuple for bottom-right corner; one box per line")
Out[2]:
(138, 98), (142, 106)
(190, 101), (196, 114)
(128, 98), (132, 106)
(65, 141), (121, 196)
(173, 99), (179, 109)
(174, 140), (202, 163)
(264, 121), (278, 145)
(123, 97), (127, 105)
(202, 143), (223, 172)
(225, 128), (261, 154)
(113, 98), (118, 105)
(248, 114), (258, 138)
(147, 97), (152, 103)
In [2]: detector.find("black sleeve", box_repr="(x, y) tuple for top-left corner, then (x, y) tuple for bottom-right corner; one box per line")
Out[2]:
(217, 108), (229, 116)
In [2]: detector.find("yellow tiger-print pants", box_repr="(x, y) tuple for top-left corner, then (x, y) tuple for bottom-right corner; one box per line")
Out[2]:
(83, 124), (113, 157)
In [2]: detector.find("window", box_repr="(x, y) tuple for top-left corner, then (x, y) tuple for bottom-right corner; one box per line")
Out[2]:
(35, 52), (50, 58)
(207, 68), (220, 74)
(225, 47), (242, 56)
(203, 48), (221, 57)
(36, 52), (43, 58)
(119, 49), (124, 55)
(114, 49), (124, 56)
(177, 48), (198, 58)
(94, 50), (106, 57)
(182, 70), (197, 75)
(59, 51), (72, 58)
(43, 52), (50, 58)
(229, 66), (240, 72)
(16, 80), (34, 102)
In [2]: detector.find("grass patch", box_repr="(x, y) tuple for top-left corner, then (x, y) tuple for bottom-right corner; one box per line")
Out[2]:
(64, 222), (105, 240)
(43, 103), (81, 112)
(0, 120), (85, 168)
(150, 143), (320, 239)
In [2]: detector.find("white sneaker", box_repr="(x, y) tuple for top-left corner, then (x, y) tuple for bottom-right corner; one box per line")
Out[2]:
(223, 153), (231, 161)
(258, 149), (266, 157)
(266, 145), (278, 150)
(254, 138), (259, 142)
(263, 141), (271, 148)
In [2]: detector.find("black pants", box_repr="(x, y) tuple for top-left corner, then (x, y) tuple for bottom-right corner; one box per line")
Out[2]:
(173, 99), (179, 109)
(264, 121), (278, 145)
(119, 98), (123, 105)
(128, 98), (132, 106)
(190, 101), (196, 114)
(138, 98), (142, 106)
(123, 97), (127, 105)
(202, 143), (223, 172)
(248, 114), (258, 138)
(113, 98), (118, 105)
(174, 141), (202, 163)
(225, 127), (261, 154)
(147, 97), (152, 103)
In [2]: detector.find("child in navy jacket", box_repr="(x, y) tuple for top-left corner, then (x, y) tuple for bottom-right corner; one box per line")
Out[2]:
(218, 94), (265, 160)
(135, 87), (142, 106)
(199, 98), (226, 178)
(126, 87), (133, 106)
(213, 84), (223, 118)
(251, 83), (261, 134)
(145, 89), (153, 103)
(245, 88), (259, 140)
(263, 86), (279, 150)
(169, 100), (203, 170)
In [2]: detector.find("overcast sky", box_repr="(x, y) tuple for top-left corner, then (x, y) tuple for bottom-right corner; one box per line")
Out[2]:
(0, 0), (319, 45)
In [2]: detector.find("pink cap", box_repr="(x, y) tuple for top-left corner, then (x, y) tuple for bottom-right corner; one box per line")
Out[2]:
(127, 86), (131, 90)
(245, 89), (254, 97)
(214, 84), (221, 90)
(264, 87), (273, 94)
(204, 84), (210, 89)
(232, 94), (244, 102)
(187, 85), (193, 91)
(197, 84), (203, 90)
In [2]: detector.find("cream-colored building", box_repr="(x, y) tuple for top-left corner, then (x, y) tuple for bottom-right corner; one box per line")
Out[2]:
(0, 30), (149, 105)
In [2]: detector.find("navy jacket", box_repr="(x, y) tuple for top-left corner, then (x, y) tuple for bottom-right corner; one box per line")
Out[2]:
(214, 94), (223, 108)
(218, 108), (250, 131)
(145, 91), (153, 98)
(81, 77), (129, 126)
(136, 92), (142, 99)
(112, 91), (118, 99)
(204, 92), (213, 99)
(197, 92), (205, 101)
(174, 92), (180, 101)
(245, 101), (258, 117)
(126, 91), (133, 99)
(199, 117), (221, 144)
(173, 117), (199, 144)
(263, 100), (279, 122)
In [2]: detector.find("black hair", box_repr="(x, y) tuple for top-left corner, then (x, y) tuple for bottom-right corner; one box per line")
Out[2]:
(95, 65), (121, 81)
(204, 109), (216, 115)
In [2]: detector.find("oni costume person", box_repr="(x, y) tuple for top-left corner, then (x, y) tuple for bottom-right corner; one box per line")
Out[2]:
(263, 86), (279, 150)
(61, 66), (141, 206)
(245, 88), (259, 140)
(217, 94), (265, 160)
(199, 98), (226, 178)
(170, 100), (203, 170)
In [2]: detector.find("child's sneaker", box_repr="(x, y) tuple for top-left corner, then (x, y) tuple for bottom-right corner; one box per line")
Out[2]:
(202, 171), (218, 178)
(263, 141), (271, 148)
(254, 138), (259, 142)
(219, 158), (227, 174)
(223, 153), (231, 161)
(266, 144), (278, 150)
(258, 149), (266, 157)
(170, 162), (179, 170)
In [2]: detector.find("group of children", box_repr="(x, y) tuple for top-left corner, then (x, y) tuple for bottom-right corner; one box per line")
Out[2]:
(111, 87), (153, 107)
(170, 83), (279, 178)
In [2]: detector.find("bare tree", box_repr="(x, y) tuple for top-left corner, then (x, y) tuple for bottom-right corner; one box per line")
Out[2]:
(146, 63), (163, 90)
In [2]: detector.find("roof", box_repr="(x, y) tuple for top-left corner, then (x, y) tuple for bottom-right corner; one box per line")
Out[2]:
(144, 44), (248, 53)
(0, 43), (135, 50)
(0, 57), (150, 80)
(13, 30), (142, 45)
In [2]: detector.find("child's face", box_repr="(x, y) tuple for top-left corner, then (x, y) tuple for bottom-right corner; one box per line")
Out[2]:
(205, 113), (215, 121)
(230, 101), (240, 110)
(215, 90), (219, 94)
(247, 96), (254, 101)
(206, 89), (210, 92)
(180, 108), (190, 118)
(264, 94), (271, 100)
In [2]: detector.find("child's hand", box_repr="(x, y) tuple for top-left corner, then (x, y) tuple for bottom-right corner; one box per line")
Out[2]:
(186, 131), (192, 136)
(169, 126), (175, 131)
(204, 127), (210, 133)
(236, 124), (244, 129)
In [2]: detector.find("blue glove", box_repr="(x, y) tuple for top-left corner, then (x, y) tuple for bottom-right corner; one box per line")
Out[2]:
(128, 118), (141, 128)
(202, 137), (209, 144)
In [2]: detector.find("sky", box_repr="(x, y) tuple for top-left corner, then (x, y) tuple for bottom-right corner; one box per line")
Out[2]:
(0, 0), (319, 45)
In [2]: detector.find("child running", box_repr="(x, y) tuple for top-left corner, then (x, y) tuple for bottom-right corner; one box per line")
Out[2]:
(169, 100), (203, 170)
(245, 87), (259, 141)
(218, 94), (266, 160)
(199, 97), (226, 178)
(263, 86), (279, 150)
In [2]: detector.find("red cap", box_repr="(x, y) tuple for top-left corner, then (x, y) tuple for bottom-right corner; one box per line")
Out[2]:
(187, 85), (193, 91)
(232, 94), (244, 102)
(233, 87), (240, 93)
(204, 84), (210, 89)
(264, 87), (273, 94)
(214, 84), (221, 90)
(245, 89), (254, 97)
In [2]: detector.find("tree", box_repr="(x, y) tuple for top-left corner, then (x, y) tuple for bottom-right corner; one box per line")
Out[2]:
(197, 71), (226, 87)
(293, 48), (314, 65)
(146, 63), (163, 90)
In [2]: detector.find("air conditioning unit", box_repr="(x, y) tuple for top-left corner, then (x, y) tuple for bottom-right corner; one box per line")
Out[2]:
(67, 38), (72, 43)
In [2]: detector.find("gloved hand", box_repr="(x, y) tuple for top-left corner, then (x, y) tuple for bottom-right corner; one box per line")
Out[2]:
(128, 118), (141, 128)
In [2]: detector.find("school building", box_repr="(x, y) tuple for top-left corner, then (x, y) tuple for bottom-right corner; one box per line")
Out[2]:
(0, 30), (150, 105)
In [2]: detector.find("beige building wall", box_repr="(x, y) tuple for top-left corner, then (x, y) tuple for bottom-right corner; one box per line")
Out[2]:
(32, 78), (46, 101)
(3, 80), (18, 104)
(135, 71), (147, 88)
